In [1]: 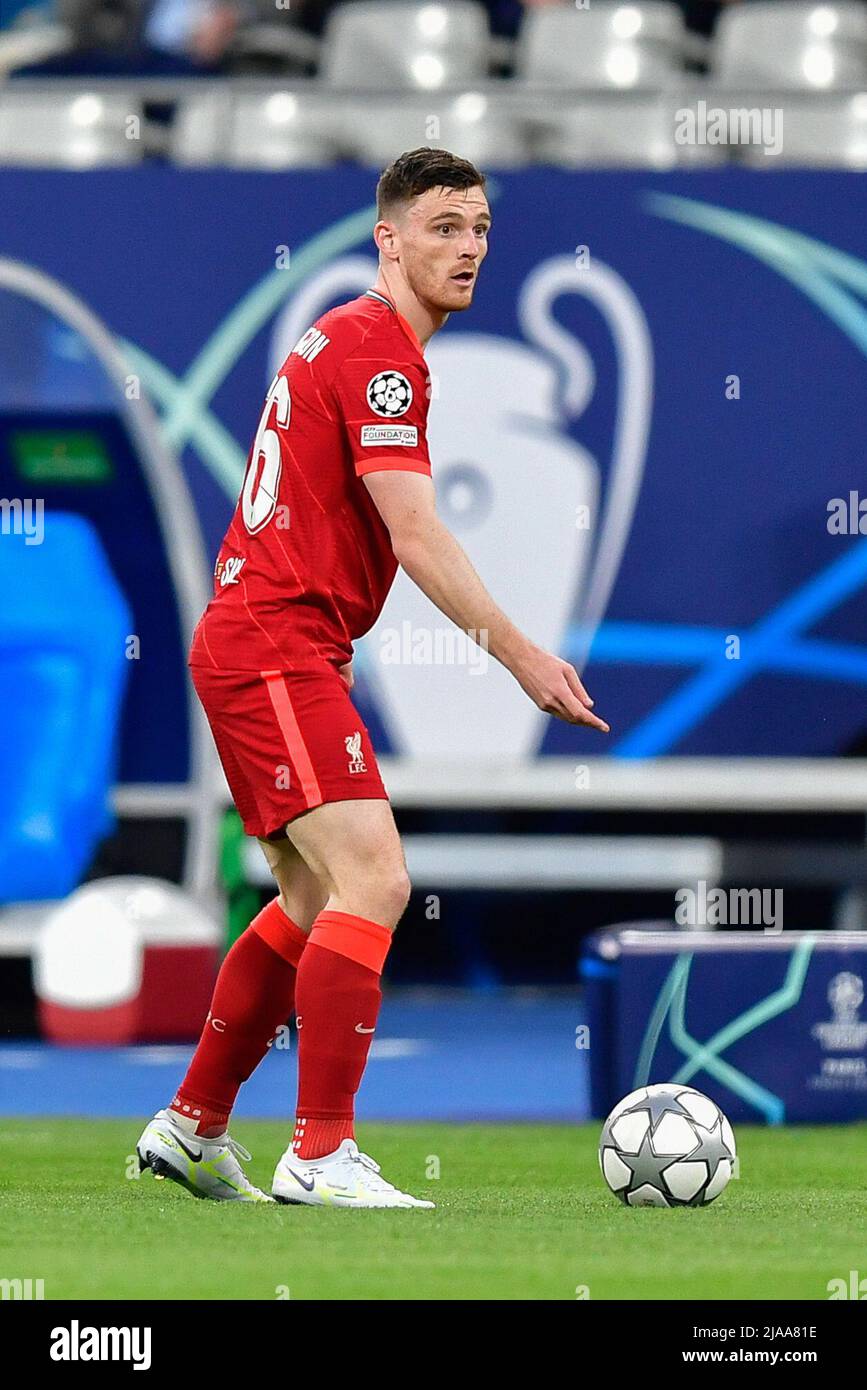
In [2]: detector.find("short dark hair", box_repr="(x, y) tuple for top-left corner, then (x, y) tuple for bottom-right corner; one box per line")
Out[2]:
(376, 147), (486, 220)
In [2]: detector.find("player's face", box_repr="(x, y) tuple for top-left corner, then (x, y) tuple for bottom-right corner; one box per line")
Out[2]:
(399, 186), (491, 312)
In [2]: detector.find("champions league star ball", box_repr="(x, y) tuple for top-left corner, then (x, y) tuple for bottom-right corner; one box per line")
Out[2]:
(599, 1084), (737, 1208)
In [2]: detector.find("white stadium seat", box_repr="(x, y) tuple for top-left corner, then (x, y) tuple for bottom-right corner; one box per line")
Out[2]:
(172, 88), (336, 169)
(739, 93), (867, 167)
(0, 25), (74, 80)
(321, 1), (490, 90)
(0, 89), (144, 167)
(517, 1), (686, 89)
(333, 93), (528, 167)
(531, 95), (725, 168)
(169, 91), (233, 167)
(714, 2), (867, 90)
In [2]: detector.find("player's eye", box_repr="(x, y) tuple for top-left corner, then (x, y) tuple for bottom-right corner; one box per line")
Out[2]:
(436, 223), (455, 234)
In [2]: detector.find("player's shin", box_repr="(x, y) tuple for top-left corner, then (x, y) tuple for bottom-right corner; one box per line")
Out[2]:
(169, 897), (308, 1137)
(292, 909), (392, 1159)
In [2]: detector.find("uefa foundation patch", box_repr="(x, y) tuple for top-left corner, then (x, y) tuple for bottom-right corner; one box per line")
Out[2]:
(360, 424), (418, 447)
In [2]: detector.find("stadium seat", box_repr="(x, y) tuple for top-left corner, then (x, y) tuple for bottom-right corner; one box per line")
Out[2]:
(167, 90), (230, 166)
(517, 1), (686, 89)
(0, 87), (144, 166)
(739, 93), (867, 167)
(334, 93), (528, 168)
(530, 95), (726, 167)
(0, 23), (74, 81)
(713, 2), (867, 90)
(171, 88), (336, 168)
(321, 1), (490, 90)
(55, 0), (148, 54)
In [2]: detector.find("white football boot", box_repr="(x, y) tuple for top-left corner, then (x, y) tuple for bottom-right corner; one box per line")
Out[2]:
(272, 1138), (435, 1209)
(136, 1108), (273, 1203)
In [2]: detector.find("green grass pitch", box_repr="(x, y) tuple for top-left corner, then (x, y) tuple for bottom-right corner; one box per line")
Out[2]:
(1, 1119), (865, 1300)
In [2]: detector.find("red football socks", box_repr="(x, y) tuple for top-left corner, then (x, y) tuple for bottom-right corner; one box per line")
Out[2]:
(170, 897), (307, 1137)
(292, 909), (392, 1159)
(169, 900), (392, 1157)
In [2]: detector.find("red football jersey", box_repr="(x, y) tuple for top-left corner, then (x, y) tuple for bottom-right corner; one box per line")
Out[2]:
(189, 289), (432, 672)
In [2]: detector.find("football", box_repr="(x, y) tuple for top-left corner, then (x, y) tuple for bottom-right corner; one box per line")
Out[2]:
(599, 1084), (737, 1208)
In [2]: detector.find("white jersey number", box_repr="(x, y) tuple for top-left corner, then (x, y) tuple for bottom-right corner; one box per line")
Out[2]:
(242, 373), (291, 534)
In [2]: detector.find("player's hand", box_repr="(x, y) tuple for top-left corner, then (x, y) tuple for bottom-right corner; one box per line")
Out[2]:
(338, 661), (354, 691)
(512, 646), (609, 732)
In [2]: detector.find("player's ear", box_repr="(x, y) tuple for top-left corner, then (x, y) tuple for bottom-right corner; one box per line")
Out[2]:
(374, 219), (400, 262)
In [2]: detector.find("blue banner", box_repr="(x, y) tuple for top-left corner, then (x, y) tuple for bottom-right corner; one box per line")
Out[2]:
(583, 929), (867, 1124)
(2, 168), (865, 773)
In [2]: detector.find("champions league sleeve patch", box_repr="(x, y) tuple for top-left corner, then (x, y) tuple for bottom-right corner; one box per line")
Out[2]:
(366, 370), (413, 418)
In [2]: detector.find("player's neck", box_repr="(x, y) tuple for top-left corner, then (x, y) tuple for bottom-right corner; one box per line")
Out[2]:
(370, 276), (446, 352)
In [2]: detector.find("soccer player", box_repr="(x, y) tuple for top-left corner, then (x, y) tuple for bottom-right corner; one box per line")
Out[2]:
(137, 148), (608, 1208)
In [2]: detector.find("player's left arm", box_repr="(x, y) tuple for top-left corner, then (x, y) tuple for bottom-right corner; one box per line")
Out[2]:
(363, 470), (608, 732)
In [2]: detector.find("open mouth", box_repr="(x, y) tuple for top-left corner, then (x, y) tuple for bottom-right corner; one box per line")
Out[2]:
(451, 272), (474, 285)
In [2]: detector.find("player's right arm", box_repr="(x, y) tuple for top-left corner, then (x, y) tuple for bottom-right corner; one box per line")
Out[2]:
(363, 470), (609, 733)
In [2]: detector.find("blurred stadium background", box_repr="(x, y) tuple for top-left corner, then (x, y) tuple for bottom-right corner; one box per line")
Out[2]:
(1, 0), (866, 1135)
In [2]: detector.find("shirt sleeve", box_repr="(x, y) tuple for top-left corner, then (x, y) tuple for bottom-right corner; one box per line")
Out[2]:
(330, 341), (432, 478)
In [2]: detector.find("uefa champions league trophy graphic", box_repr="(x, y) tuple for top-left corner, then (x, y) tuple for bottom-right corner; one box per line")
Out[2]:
(271, 254), (652, 760)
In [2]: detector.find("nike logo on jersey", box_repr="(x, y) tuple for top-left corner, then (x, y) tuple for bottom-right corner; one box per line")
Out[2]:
(355, 1024), (375, 1034)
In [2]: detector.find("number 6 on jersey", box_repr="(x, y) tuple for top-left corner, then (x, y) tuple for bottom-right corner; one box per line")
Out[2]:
(242, 373), (291, 533)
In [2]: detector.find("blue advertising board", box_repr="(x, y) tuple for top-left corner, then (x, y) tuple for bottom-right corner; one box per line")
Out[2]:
(1, 168), (865, 777)
(583, 929), (867, 1123)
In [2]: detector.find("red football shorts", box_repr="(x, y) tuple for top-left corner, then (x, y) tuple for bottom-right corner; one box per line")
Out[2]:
(190, 662), (388, 839)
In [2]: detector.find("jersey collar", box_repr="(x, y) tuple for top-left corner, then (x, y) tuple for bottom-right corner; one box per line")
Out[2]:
(364, 288), (425, 358)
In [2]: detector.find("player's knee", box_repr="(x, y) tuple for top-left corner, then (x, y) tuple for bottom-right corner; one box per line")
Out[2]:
(385, 864), (412, 925)
(360, 861), (410, 929)
(277, 878), (325, 925)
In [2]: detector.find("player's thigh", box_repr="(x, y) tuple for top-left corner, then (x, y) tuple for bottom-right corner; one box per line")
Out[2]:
(285, 798), (410, 913)
(257, 834), (328, 928)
